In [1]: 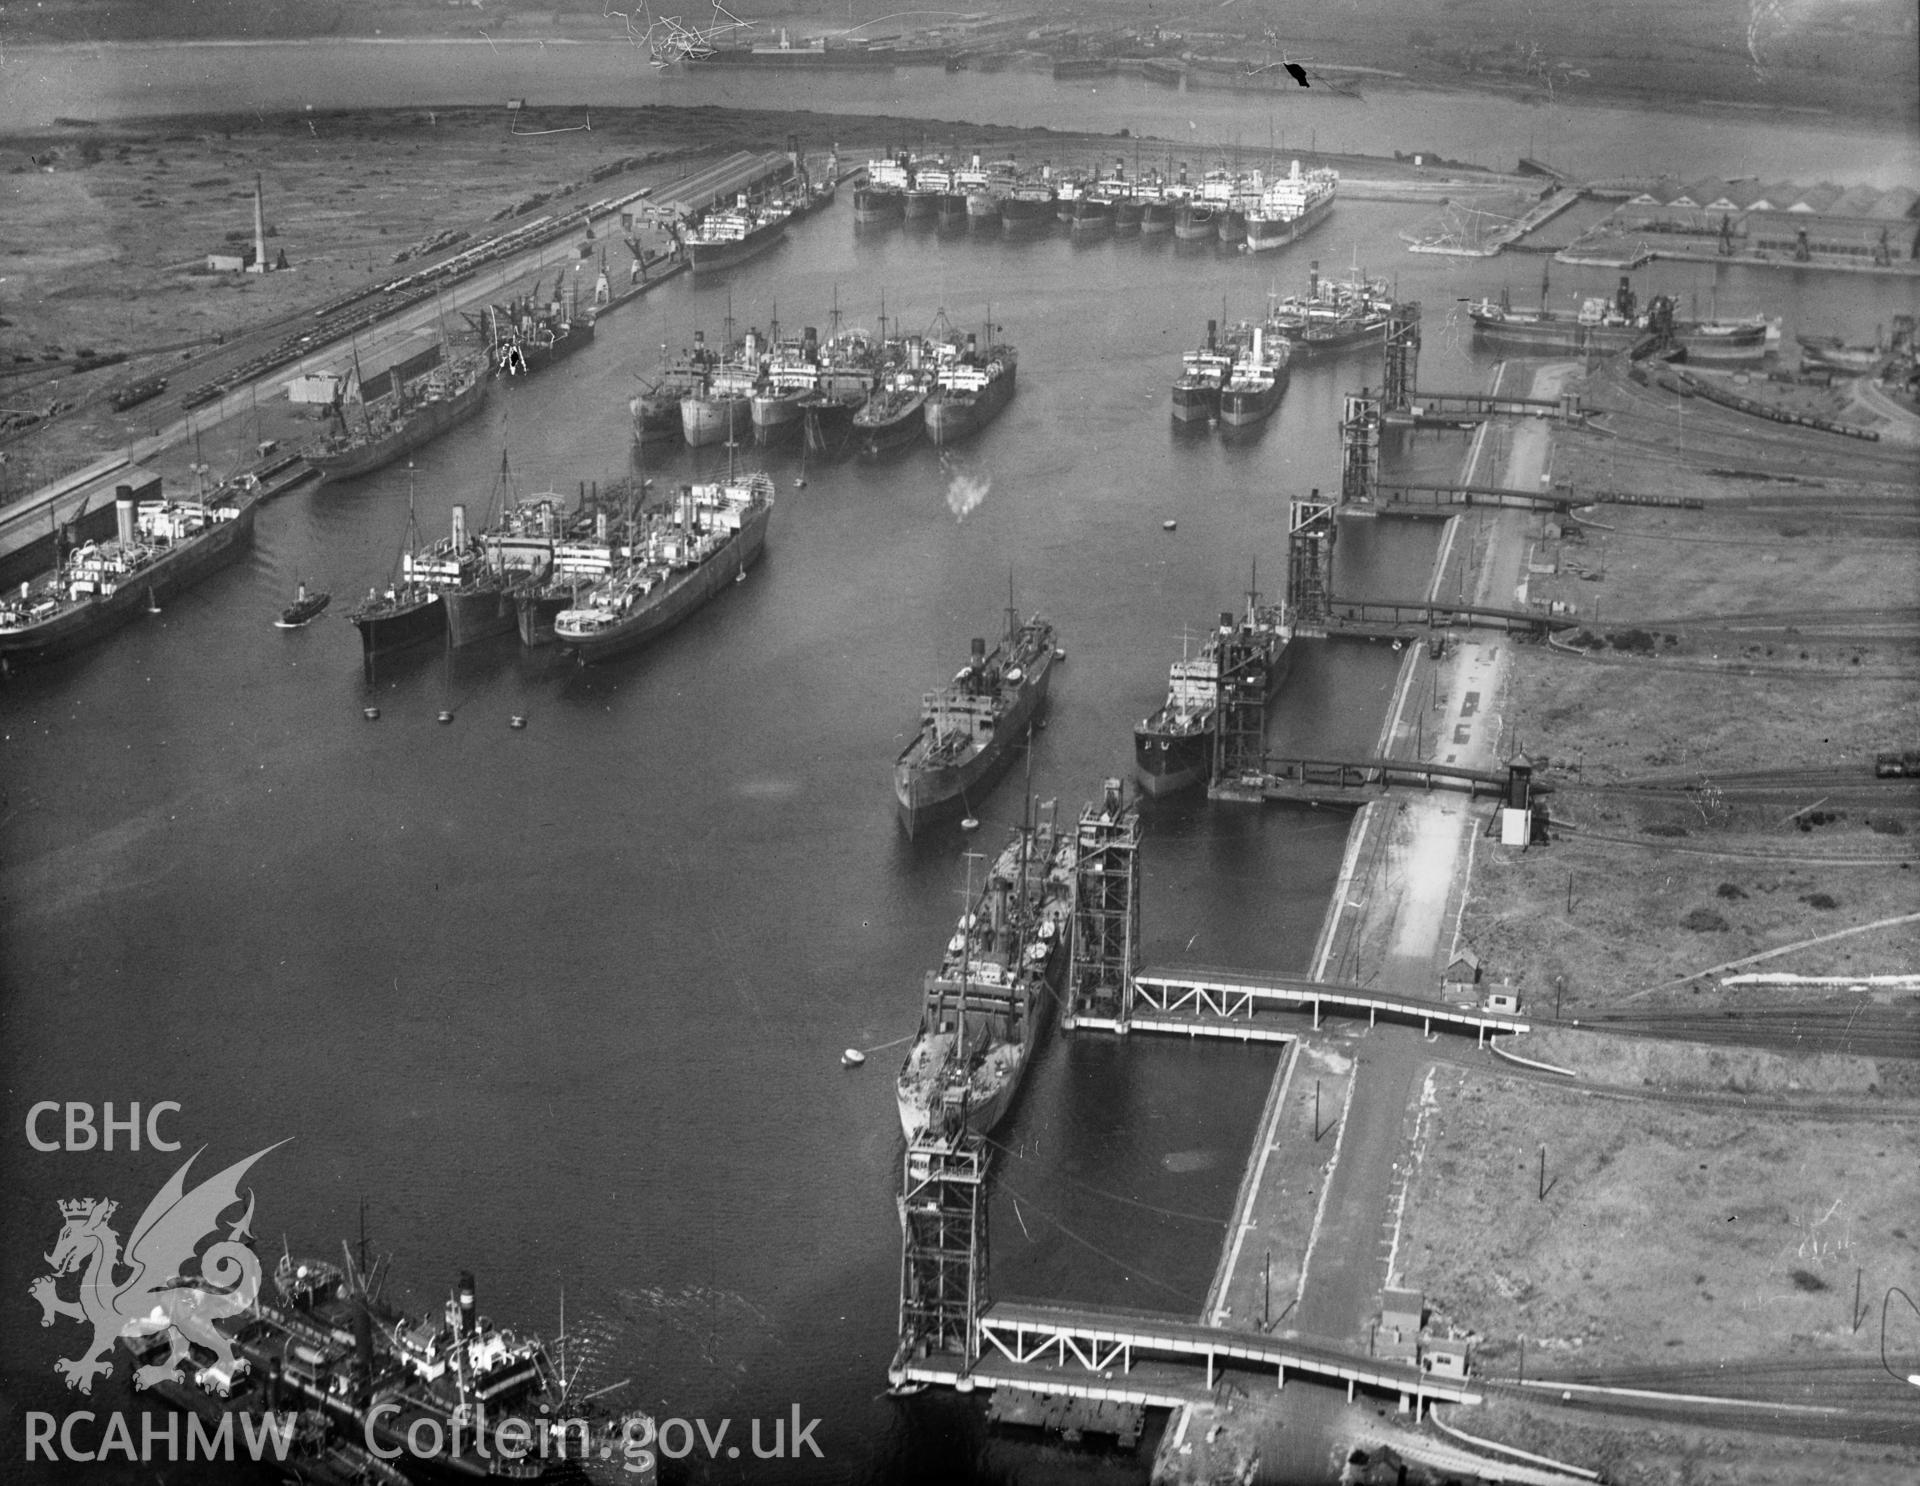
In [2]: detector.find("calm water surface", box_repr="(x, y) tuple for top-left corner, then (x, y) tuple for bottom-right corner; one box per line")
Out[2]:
(3, 59), (1917, 1486)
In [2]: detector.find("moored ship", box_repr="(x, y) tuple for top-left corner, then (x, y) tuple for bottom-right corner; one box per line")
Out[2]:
(1169, 319), (1240, 426)
(1469, 277), (1772, 362)
(346, 497), (445, 668)
(554, 471), (773, 663)
(1217, 325), (1292, 430)
(0, 479), (258, 665)
(1135, 581), (1294, 796)
(682, 326), (764, 448)
(750, 326), (820, 445)
(684, 195), (792, 274)
(854, 156), (910, 223)
(894, 601), (1058, 836)
(308, 347), (490, 484)
(484, 276), (596, 377)
(1243, 160), (1339, 252)
(998, 179), (1056, 232)
(852, 355), (932, 456)
(1266, 260), (1393, 356)
(922, 332), (1017, 446)
(631, 332), (720, 443)
(896, 808), (1074, 1141)
(798, 325), (878, 453)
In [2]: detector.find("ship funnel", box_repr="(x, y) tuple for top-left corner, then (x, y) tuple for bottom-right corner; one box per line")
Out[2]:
(1101, 776), (1123, 818)
(1178, 161), (1189, 184)
(1290, 159), (1302, 180)
(451, 503), (467, 548)
(787, 132), (800, 171)
(115, 485), (136, 545)
(1206, 318), (1217, 351)
(1252, 325), (1264, 362)
(966, 332), (978, 355)
(1309, 260), (1319, 295)
(803, 326), (819, 356)
(1220, 611), (1235, 631)
(694, 329), (705, 348)
(457, 1271), (477, 1339)
(970, 637), (986, 665)
(595, 511), (608, 541)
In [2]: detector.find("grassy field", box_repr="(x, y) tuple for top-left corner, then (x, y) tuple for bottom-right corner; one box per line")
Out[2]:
(1399, 1071), (1920, 1370)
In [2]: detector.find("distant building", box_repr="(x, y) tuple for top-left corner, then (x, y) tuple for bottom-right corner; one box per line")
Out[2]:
(1608, 178), (1919, 264)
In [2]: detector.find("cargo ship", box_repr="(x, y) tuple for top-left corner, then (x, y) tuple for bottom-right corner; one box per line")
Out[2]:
(853, 356), (932, 456)
(513, 500), (630, 647)
(122, 1238), (653, 1486)
(631, 333), (721, 443)
(998, 180), (1056, 232)
(854, 156), (910, 223)
(1217, 326), (1292, 430)
(896, 807), (1074, 1141)
(798, 324), (878, 453)
(1266, 260), (1393, 356)
(1469, 278), (1771, 362)
(684, 195), (792, 274)
(554, 471), (773, 663)
(1169, 319), (1239, 425)
(922, 332), (1016, 446)
(1243, 161), (1339, 252)
(682, 326), (764, 448)
(894, 601), (1058, 837)
(750, 326), (821, 445)
(485, 276), (595, 377)
(903, 160), (946, 221)
(0, 479), (258, 665)
(308, 348), (490, 484)
(346, 498), (445, 667)
(1135, 579), (1293, 796)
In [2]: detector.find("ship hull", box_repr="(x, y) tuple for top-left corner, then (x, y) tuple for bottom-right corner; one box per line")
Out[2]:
(1218, 365), (1291, 429)
(1280, 319), (1389, 356)
(1174, 203), (1218, 241)
(682, 393), (752, 448)
(1170, 383), (1220, 425)
(894, 648), (1054, 835)
(686, 219), (787, 274)
(902, 188), (940, 221)
(500, 319), (595, 377)
(1217, 206), (1248, 246)
(854, 396), (927, 456)
(515, 588), (574, 648)
(751, 389), (809, 445)
(350, 593), (445, 664)
(799, 393), (862, 453)
(1472, 312), (1769, 362)
(923, 366), (1016, 446)
(894, 987), (1052, 1143)
(1243, 192), (1337, 252)
(966, 192), (1002, 229)
(443, 583), (518, 647)
(1140, 199), (1175, 234)
(1134, 639), (1293, 795)
(0, 499), (258, 664)
(999, 195), (1054, 232)
(1068, 199), (1113, 235)
(309, 376), (490, 483)
(1113, 197), (1144, 233)
(560, 502), (770, 664)
(852, 186), (904, 223)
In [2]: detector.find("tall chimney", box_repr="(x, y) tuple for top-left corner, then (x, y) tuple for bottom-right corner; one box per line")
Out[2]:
(252, 172), (267, 274)
(115, 485), (136, 545)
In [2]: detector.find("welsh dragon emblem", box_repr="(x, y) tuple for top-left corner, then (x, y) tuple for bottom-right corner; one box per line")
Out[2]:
(29, 1144), (282, 1396)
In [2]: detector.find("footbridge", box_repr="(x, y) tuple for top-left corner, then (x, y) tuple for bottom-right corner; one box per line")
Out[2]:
(1368, 481), (1703, 514)
(893, 1301), (1482, 1409)
(1208, 752), (1548, 806)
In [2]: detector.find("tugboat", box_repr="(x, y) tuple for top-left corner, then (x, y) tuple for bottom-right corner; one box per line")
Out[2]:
(896, 803), (1074, 1140)
(894, 594), (1058, 837)
(1135, 574), (1293, 796)
(554, 470), (773, 663)
(345, 481), (446, 668)
(275, 581), (330, 628)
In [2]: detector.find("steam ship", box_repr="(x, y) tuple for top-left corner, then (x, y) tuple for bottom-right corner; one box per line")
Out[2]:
(554, 472), (773, 663)
(894, 601), (1058, 836)
(307, 349), (490, 484)
(484, 276), (596, 377)
(0, 480), (258, 664)
(684, 195), (792, 275)
(1217, 325), (1292, 430)
(922, 332), (1017, 447)
(345, 499), (445, 666)
(1243, 161), (1339, 252)
(896, 808), (1074, 1141)
(1266, 260), (1393, 356)
(1135, 581), (1294, 796)
(1469, 277), (1772, 362)
(630, 333), (721, 443)
(1170, 319), (1241, 425)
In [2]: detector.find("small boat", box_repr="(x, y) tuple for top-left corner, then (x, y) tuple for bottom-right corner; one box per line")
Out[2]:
(275, 581), (331, 628)
(842, 1048), (866, 1068)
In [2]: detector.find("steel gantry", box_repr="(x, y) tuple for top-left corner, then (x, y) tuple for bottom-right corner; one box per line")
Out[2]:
(890, 1128), (989, 1385)
(1383, 300), (1420, 416)
(1285, 494), (1338, 639)
(1340, 389), (1381, 507)
(1061, 778), (1142, 1033)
